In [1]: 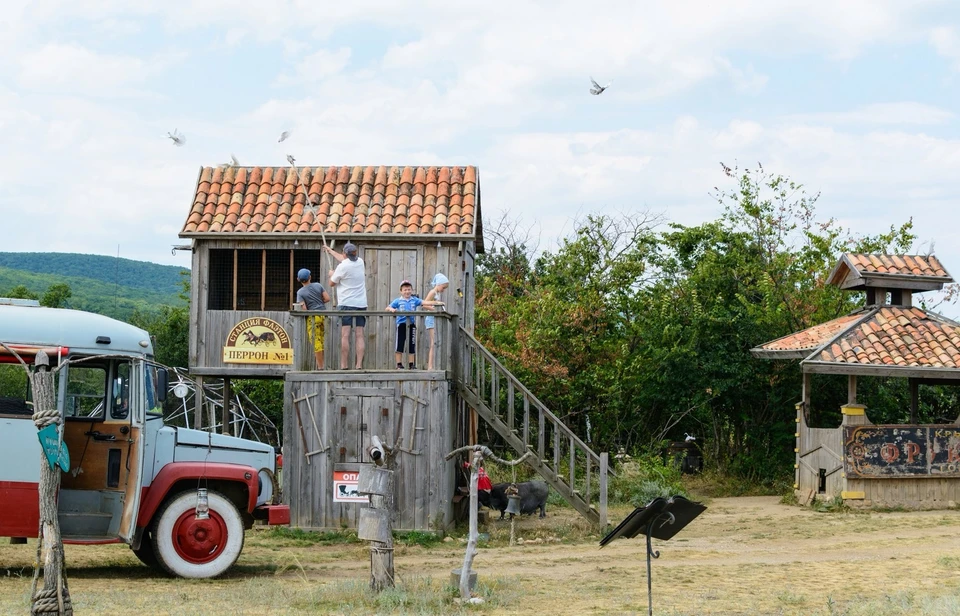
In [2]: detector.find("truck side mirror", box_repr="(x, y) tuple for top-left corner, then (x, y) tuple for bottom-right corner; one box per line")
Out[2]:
(156, 368), (168, 403)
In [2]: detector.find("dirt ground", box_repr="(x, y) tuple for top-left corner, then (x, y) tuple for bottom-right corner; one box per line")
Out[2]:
(3, 496), (960, 615)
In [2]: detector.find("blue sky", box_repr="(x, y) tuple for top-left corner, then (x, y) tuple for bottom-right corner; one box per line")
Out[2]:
(2, 0), (960, 313)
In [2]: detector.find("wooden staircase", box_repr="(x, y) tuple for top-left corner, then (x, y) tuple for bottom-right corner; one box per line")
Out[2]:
(454, 327), (608, 527)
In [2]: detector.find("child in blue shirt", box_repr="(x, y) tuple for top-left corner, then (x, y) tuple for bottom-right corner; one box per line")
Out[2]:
(386, 280), (443, 369)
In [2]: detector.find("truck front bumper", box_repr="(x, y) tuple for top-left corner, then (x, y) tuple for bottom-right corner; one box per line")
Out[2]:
(254, 504), (290, 525)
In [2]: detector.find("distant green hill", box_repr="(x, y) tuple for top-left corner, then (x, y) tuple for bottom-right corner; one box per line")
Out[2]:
(0, 253), (188, 321)
(0, 252), (189, 297)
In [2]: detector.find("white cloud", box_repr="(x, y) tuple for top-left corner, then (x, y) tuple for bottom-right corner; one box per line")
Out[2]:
(930, 26), (960, 70)
(17, 44), (184, 98)
(788, 103), (955, 126)
(275, 48), (352, 86)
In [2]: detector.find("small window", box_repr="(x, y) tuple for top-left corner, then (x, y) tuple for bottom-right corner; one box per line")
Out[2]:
(145, 363), (163, 415)
(208, 249), (234, 310)
(110, 361), (131, 420)
(66, 364), (106, 419)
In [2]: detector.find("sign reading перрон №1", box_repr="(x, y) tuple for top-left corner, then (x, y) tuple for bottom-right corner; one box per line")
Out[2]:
(222, 317), (293, 364)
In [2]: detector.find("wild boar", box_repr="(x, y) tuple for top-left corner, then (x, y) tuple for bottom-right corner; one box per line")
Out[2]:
(477, 480), (549, 519)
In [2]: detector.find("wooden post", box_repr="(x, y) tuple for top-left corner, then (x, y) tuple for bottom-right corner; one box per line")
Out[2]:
(599, 452), (608, 528)
(222, 378), (232, 436)
(358, 465), (396, 591)
(847, 375), (858, 405)
(910, 379), (918, 424)
(193, 376), (204, 430)
(30, 351), (73, 615)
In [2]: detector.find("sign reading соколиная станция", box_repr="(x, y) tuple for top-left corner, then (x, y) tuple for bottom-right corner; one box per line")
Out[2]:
(222, 317), (292, 364)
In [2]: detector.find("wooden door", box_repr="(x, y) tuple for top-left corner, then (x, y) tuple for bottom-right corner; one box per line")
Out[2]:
(362, 246), (423, 369)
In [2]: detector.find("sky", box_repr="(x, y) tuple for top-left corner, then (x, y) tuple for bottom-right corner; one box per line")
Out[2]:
(2, 1), (960, 313)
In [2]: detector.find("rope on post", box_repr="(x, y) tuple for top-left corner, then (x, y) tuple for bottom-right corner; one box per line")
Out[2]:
(28, 351), (73, 616)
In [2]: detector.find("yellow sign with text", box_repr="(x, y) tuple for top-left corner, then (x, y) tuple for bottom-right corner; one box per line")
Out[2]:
(222, 317), (293, 365)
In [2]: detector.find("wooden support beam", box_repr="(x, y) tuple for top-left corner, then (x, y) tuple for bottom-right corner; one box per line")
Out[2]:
(193, 376), (204, 430)
(910, 379), (919, 424)
(847, 374), (857, 405)
(222, 378), (232, 436)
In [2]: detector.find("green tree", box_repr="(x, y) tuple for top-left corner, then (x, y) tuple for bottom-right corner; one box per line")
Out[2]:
(128, 274), (190, 368)
(6, 284), (38, 300)
(40, 283), (72, 308)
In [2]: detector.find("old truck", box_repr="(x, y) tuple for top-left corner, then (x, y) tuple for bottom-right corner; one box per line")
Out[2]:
(0, 299), (289, 578)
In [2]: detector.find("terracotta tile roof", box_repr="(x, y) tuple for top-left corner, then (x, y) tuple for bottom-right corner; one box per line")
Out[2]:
(828, 253), (953, 287)
(846, 254), (949, 278)
(814, 306), (960, 368)
(751, 313), (867, 358)
(179, 165), (480, 238)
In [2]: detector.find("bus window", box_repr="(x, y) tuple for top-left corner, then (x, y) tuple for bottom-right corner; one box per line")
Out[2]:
(0, 364), (30, 416)
(65, 364), (106, 419)
(145, 364), (163, 415)
(110, 361), (131, 420)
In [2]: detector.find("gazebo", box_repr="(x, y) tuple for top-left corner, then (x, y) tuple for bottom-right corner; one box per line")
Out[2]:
(752, 254), (960, 508)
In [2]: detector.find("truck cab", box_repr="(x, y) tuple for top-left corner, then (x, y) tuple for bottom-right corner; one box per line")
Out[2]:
(0, 299), (289, 578)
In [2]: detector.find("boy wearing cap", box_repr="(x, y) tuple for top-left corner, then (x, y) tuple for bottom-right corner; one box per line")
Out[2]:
(295, 268), (331, 369)
(324, 243), (368, 369)
(386, 280), (444, 369)
(424, 273), (450, 370)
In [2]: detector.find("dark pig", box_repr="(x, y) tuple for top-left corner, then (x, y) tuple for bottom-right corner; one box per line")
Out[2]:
(477, 480), (548, 519)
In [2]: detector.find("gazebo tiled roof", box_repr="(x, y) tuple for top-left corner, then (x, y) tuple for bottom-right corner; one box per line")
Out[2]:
(750, 313), (868, 360)
(828, 253), (953, 290)
(179, 165), (482, 248)
(752, 253), (960, 378)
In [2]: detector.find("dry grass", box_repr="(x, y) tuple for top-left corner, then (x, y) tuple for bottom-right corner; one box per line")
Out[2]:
(4, 497), (960, 615)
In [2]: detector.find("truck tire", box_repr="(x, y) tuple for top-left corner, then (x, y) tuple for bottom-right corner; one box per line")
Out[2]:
(151, 490), (245, 578)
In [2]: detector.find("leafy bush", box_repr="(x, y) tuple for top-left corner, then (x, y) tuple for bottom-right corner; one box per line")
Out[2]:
(610, 453), (686, 507)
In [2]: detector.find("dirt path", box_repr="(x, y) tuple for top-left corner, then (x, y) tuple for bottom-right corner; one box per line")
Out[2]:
(3, 496), (960, 615)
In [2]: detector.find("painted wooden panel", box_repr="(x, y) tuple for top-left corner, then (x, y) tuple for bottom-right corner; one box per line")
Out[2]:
(282, 372), (454, 531)
(844, 425), (960, 477)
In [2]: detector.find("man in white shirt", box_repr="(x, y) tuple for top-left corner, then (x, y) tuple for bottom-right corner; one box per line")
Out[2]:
(325, 242), (368, 369)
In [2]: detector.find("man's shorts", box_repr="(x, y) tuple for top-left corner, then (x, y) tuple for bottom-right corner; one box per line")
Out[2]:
(308, 315), (324, 352)
(338, 305), (367, 327)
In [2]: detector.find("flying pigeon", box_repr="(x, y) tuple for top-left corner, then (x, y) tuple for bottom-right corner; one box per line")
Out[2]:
(286, 154), (296, 166)
(278, 130), (292, 143)
(589, 77), (612, 95)
(167, 129), (185, 146)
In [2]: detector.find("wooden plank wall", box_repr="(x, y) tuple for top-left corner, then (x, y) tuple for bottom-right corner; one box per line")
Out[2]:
(797, 404), (960, 509)
(796, 405), (845, 502)
(282, 372), (455, 531)
(190, 240), (475, 375)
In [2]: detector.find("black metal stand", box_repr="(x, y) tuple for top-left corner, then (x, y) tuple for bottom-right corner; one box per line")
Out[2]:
(644, 511), (675, 616)
(599, 495), (705, 615)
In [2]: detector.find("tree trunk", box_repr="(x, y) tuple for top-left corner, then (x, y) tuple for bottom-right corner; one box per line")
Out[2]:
(30, 351), (72, 616)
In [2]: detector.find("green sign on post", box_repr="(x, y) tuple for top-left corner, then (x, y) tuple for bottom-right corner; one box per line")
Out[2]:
(37, 424), (70, 473)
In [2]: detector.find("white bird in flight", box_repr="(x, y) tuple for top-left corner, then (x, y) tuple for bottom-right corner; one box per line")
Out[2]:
(589, 77), (612, 95)
(278, 130), (292, 143)
(167, 129), (185, 146)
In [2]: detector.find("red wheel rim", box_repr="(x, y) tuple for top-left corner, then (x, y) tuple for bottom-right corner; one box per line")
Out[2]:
(171, 510), (228, 564)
